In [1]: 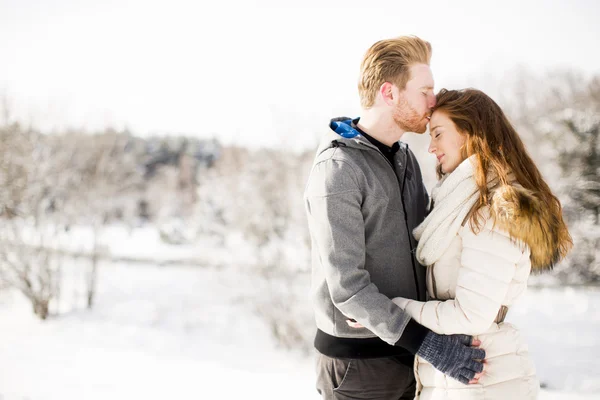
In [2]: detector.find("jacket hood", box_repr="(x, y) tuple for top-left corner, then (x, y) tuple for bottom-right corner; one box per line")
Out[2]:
(316, 117), (381, 156)
(490, 185), (571, 271)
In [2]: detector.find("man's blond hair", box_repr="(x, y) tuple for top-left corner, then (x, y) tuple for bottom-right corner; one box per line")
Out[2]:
(358, 36), (432, 109)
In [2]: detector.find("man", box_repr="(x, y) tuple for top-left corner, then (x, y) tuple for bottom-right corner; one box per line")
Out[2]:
(304, 36), (485, 399)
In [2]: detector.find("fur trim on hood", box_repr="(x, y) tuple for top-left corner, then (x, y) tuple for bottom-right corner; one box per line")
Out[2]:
(490, 185), (571, 271)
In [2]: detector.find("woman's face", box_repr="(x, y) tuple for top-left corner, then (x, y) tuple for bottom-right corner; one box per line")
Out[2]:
(428, 110), (468, 174)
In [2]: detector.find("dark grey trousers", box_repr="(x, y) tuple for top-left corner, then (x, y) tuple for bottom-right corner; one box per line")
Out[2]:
(315, 354), (416, 400)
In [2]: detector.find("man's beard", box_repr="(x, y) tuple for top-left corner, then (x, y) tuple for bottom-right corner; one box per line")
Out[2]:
(392, 97), (428, 134)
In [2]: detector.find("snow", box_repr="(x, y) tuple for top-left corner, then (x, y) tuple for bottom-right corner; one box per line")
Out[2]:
(508, 286), (600, 394)
(0, 261), (317, 400)
(0, 228), (598, 399)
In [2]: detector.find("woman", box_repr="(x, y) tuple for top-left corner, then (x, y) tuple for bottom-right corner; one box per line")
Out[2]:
(392, 88), (573, 399)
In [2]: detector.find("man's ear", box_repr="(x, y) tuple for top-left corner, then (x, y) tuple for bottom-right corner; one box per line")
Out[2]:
(379, 82), (396, 106)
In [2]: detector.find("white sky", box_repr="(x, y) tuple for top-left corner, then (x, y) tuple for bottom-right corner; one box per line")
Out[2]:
(0, 0), (598, 148)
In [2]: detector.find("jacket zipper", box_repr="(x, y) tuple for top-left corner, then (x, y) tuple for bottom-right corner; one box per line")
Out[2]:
(360, 142), (422, 300)
(399, 149), (422, 301)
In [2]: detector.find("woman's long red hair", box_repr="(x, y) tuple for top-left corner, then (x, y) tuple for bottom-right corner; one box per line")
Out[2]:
(433, 88), (572, 262)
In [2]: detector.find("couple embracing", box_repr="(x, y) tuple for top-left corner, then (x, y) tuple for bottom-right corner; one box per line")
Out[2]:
(304, 36), (572, 400)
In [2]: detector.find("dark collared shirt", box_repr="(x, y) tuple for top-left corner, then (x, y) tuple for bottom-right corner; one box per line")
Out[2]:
(351, 120), (400, 168)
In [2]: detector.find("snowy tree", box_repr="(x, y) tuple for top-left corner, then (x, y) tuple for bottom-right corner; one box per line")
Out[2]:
(543, 76), (600, 282)
(506, 70), (600, 282)
(195, 145), (315, 349)
(55, 129), (145, 307)
(0, 123), (67, 318)
(0, 122), (145, 317)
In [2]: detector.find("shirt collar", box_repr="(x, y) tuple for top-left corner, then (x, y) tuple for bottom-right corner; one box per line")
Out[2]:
(351, 119), (400, 156)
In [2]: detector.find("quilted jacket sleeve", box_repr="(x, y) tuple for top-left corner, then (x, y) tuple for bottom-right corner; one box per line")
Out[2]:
(393, 221), (529, 335)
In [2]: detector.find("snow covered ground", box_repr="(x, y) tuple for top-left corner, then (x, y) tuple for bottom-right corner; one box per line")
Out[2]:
(0, 261), (317, 400)
(0, 227), (598, 399)
(508, 286), (600, 394)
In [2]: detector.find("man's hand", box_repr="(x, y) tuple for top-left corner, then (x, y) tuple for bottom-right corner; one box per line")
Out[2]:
(345, 319), (485, 384)
(346, 318), (362, 329)
(416, 332), (485, 385)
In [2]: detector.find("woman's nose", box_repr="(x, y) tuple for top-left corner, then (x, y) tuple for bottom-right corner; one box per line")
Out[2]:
(428, 142), (436, 154)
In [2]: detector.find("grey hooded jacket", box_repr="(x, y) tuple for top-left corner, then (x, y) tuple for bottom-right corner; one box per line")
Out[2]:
(305, 118), (428, 357)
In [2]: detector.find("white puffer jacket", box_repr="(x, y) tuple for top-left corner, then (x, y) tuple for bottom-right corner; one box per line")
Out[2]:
(394, 182), (568, 400)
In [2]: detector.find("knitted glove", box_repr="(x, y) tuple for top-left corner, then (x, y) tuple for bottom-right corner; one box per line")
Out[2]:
(417, 332), (485, 384)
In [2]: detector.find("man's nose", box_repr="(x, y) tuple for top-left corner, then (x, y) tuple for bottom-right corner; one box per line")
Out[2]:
(428, 94), (437, 109)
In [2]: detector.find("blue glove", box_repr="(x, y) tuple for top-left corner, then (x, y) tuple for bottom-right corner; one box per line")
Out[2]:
(417, 332), (485, 384)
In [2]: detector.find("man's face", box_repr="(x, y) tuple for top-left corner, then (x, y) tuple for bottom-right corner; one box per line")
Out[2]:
(392, 64), (436, 134)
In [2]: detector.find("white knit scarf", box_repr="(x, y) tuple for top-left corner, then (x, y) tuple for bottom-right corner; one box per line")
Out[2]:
(413, 156), (481, 266)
